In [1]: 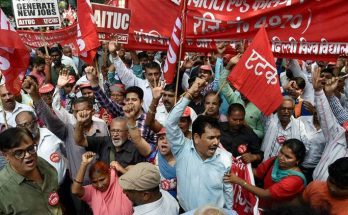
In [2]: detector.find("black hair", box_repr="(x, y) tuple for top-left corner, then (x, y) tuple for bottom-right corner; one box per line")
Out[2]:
(73, 97), (94, 109)
(0, 127), (34, 152)
(192, 115), (220, 140)
(126, 86), (144, 101)
(33, 57), (45, 66)
(282, 138), (306, 164)
(50, 47), (62, 55)
(227, 103), (245, 116)
(290, 76), (306, 90)
(37, 46), (51, 55)
(163, 83), (176, 93)
(144, 61), (161, 73)
(137, 51), (148, 60)
(321, 68), (335, 76)
(204, 91), (222, 105)
(188, 76), (197, 87)
(328, 157), (348, 188)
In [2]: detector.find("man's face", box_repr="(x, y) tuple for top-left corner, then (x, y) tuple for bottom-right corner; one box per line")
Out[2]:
(63, 83), (74, 95)
(63, 47), (72, 58)
(73, 102), (94, 123)
(125, 93), (142, 114)
(139, 57), (149, 67)
(228, 110), (245, 130)
(41, 92), (53, 107)
(194, 126), (221, 160)
(147, 51), (155, 62)
(0, 85), (16, 111)
(327, 176), (348, 198)
(109, 120), (128, 147)
(4, 134), (38, 175)
(204, 94), (220, 116)
(198, 69), (212, 82)
(110, 91), (124, 104)
(179, 117), (190, 134)
(16, 112), (39, 138)
(287, 82), (303, 99)
(144, 68), (161, 87)
(123, 190), (146, 206)
(157, 134), (171, 156)
(50, 51), (62, 65)
(81, 88), (95, 100)
(277, 100), (294, 124)
(162, 91), (175, 111)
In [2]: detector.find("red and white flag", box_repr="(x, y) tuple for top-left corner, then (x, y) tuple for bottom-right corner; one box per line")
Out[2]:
(77, 0), (100, 64)
(163, 0), (186, 84)
(231, 157), (260, 215)
(228, 27), (283, 115)
(0, 9), (30, 95)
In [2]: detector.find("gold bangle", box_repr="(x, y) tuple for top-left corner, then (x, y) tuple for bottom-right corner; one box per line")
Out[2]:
(74, 179), (83, 184)
(186, 92), (193, 100)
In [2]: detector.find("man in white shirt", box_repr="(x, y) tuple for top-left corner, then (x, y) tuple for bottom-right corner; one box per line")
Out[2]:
(119, 162), (179, 215)
(261, 96), (309, 161)
(15, 111), (68, 184)
(0, 84), (34, 127)
(108, 42), (161, 112)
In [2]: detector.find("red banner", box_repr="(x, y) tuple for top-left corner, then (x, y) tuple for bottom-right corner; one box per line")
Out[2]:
(77, 0), (100, 64)
(92, 3), (131, 43)
(228, 27), (283, 116)
(0, 9), (30, 95)
(231, 157), (259, 215)
(126, 0), (348, 60)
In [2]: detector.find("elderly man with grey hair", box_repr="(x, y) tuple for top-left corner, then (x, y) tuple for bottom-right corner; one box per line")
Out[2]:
(261, 96), (310, 161)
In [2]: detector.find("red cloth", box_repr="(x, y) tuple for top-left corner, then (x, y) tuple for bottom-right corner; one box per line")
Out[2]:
(255, 157), (305, 208)
(0, 9), (30, 95)
(228, 27), (283, 116)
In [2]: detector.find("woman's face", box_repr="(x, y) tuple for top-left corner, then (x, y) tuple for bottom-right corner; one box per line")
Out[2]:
(157, 134), (171, 156)
(277, 145), (298, 169)
(91, 171), (111, 192)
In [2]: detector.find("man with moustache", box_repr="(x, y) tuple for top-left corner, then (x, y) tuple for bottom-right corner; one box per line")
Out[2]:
(74, 116), (146, 170)
(220, 103), (262, 166)
(0, 128), (62, 214)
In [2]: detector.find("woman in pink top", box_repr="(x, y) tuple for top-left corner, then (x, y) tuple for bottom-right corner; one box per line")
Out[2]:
(71, 152), (133, 215)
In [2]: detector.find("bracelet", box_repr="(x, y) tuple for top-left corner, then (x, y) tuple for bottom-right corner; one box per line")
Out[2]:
(185, 91), (194, 100)
(74, 179), (83, 184)
(241, 181), (247, 187)
(127, 123), (137, 130)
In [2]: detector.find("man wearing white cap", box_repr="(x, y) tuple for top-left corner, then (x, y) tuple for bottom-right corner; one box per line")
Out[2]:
(119, 162), (179, 215)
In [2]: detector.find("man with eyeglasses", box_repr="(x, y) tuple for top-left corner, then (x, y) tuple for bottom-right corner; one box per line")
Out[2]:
(0, 127), (62, 214)
(74, 116), (146, 171)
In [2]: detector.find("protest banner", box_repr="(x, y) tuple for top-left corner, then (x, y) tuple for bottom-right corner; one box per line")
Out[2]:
(92, 3), (131, 44)
(127, 0), (348, 60)
(230, 156), (260, 215)
(12, 0), (61, 28)
(0, 9), (30, 95)
(228, 27), (283, 116)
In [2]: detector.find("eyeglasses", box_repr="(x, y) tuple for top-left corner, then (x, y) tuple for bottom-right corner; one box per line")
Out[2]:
(110, 129), (128, 134)
(10, 144), (38, 160)
(16, 120), (36, 128)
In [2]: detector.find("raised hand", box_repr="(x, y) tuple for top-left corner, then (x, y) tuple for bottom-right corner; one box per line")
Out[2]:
(312, 66), (325, 92)
(324, 77), (339, 97)
(57, 68), (72, 88)
(226, 53), (242, 70)
(22, 77), (40, 101)
(85, 66), (99, 87)
(76, 110), (92, 125)
(187, 77), (207, 96)
(151, 82), (163, 100)
(81, 151), (96, 165)
(108, 41), (121, 56)
(123, 104), (137, 120)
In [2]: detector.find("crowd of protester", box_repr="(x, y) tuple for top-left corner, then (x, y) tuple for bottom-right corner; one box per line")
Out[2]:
(0, 40), (348, 215)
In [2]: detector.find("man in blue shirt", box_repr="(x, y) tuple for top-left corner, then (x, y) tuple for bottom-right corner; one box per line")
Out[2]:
(165, 77), (233, 212)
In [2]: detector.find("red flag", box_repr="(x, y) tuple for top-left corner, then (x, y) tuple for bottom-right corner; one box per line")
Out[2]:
(0, 9), (30, 95)
(77, 0), (100, 64)
(163, 0), (186, 84)
(231, 157), (260, 215)
(228, 27), (282, 115)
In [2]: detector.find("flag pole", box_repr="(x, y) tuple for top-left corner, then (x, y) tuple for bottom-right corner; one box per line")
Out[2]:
(174, 0), (187, 104)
